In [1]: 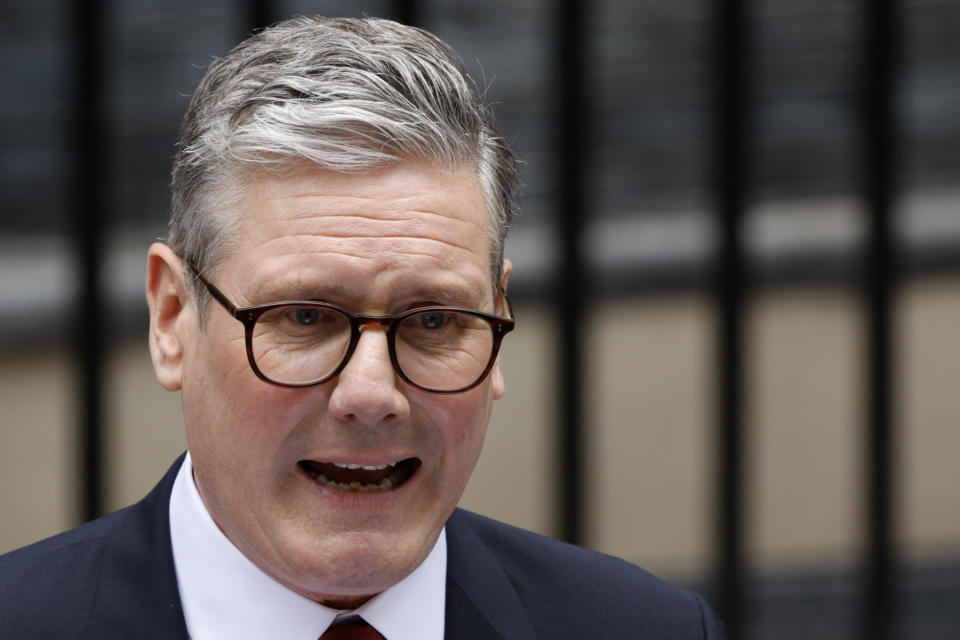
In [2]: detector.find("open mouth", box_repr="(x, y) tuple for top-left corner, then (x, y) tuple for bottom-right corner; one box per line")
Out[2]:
(299, 458), (421, 493)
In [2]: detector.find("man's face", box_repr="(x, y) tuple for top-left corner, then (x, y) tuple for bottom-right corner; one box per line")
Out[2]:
(150, 160), (507, 607)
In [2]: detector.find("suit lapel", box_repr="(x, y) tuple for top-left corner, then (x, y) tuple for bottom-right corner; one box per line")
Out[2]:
(86, 455), (190, 639)
(443, 510), (538, 640)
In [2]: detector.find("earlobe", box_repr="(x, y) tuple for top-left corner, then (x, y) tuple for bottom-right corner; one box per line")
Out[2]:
(491, 364), (505, 400)
(145, 242), (191, 391)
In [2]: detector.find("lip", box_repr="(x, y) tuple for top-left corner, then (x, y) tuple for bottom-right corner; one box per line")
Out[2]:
(306, 455), (411, 468)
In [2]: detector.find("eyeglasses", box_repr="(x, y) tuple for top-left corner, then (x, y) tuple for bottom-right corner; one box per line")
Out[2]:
(188, 264), (515, 393)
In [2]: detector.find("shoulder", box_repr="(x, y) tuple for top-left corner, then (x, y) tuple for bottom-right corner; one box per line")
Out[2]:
(449, 508), (662, 588)
(0, 505), (134, 574)
(0, 456), (186, 638)
(447, 509), (725, 639)
(0, 508), (135, 634)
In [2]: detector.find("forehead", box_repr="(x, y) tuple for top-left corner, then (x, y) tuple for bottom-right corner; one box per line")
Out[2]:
(221, 160), (493, 307)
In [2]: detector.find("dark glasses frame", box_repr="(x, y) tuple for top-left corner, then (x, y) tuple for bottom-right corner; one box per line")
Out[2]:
(188, 263), (515, 393)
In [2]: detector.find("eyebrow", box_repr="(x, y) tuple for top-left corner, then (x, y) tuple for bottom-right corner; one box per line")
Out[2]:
(250, 281), (349, 305)
(248, 279), (488, 310)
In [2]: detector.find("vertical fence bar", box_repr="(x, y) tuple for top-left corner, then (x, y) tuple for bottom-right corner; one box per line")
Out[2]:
(555, 0), (587, 546)
(247, 0), (272, 34)
(861, 1), (898, 639)
(712, 0), (749, 636)
(392, 0), (421, 26)
(72, 0), (106, 523)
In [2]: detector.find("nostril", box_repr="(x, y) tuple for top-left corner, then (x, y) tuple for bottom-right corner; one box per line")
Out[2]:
(340, 412), (399, 423)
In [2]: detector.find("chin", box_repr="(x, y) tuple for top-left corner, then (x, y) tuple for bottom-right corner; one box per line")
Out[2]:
(282, 530), (424, 600)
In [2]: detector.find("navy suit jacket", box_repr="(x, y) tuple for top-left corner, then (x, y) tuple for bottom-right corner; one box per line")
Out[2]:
(0, 457), (724, 638)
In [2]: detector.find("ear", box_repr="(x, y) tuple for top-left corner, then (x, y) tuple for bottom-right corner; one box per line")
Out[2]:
(145, 242), (193, 391)
(499, 258), (513, 296)
(491, 258), (513, 400)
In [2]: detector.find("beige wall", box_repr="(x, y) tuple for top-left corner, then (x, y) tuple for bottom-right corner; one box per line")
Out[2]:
(0, 349), (78, 552)
(899, 276), (960, 561)
(747, 288), (864, 570)
(587, 292), (715, 575)
(2, 277), (959, 579)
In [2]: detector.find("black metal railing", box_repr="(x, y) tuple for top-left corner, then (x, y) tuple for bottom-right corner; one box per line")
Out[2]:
(861, 1), (899, 639)
(554, 0), (589, 549)
(712, 1), (750, 636)
(60, 1), (937, 637)
(73, 0), (106, 526)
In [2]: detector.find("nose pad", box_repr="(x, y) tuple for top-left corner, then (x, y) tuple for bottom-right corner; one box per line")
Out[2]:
(327, 326), (409, 425)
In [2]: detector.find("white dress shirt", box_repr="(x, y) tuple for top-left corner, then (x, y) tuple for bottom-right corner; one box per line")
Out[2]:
(169, 452), (446, 640)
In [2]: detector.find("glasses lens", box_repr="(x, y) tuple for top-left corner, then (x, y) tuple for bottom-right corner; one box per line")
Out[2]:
(395, 309), (495, 391)
(251, 304), (351, 385)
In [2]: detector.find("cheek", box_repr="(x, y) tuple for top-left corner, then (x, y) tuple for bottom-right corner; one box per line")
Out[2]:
(215, 333), (257, 382)
(182, 332), (317, 465)
(181, 317), (247, 392)
(429, 389), (493, 473)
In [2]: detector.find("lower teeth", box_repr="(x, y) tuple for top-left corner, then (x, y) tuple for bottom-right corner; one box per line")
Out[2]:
(305, 468), (397, 492)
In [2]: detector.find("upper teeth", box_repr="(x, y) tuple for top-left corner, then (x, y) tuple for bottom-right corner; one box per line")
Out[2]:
(332, 462), (397, 471)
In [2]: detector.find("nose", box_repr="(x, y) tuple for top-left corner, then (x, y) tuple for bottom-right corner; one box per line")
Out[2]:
(327, 325), (410, 426)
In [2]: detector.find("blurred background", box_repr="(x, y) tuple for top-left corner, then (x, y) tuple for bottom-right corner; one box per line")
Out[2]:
(1, 1), (958, 638)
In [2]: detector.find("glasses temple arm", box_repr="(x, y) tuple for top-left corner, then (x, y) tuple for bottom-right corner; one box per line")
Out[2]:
(187, 262), (238, 314)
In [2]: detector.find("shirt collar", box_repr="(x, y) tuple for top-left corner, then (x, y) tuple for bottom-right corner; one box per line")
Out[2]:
(169, 452), (446, 640)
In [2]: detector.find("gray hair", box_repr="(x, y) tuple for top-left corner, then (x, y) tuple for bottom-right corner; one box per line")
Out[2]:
(167, 16), (519, 304)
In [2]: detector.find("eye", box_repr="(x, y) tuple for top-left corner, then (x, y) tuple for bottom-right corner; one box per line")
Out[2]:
(291, 307), (342, 326)
(417, 311), (450, 329)
(257, 305), (347, 341)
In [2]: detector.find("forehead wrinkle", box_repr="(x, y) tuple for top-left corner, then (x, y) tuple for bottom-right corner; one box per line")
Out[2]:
(298, 212), (486, 243)
(261, 173), (483, 208)
(272, 168), (482, 202)
(254, 176), (487, 223)
(248, 190), (483, 231)
(261, 231), (479, 257)
(278, 191), (482, 221)
(252, 222), (485, 259)
(267, 208), (484, 241)
(245, 245), (489, 303)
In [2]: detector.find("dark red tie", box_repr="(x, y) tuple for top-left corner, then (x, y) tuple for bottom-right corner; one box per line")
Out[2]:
(320, 618), (385, 640)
